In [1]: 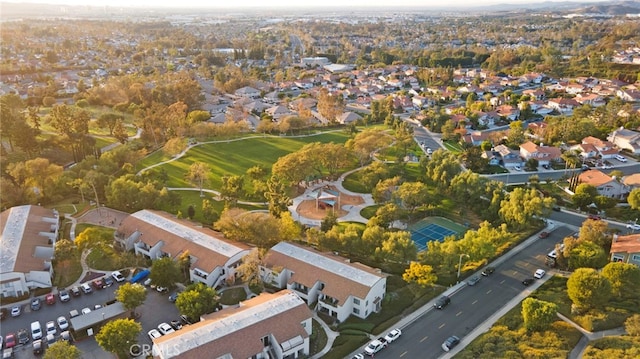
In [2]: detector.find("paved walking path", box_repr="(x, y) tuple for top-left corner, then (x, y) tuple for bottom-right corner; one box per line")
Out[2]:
(556, 312), (627, 359)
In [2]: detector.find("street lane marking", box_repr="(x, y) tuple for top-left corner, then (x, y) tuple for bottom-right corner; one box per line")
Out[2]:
(439, 323), (446, 329)
(486, 289), (492, 294)
(420, 336), (429, 342)
(500, 279), (505, 284)
(456, 311), (462, 316)
(400, 351), (407, 357)
(513, 270), (518, 275)
(472, 300), (478, 305)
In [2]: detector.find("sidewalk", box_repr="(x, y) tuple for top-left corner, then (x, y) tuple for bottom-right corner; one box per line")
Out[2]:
(556, 312), (626, 359)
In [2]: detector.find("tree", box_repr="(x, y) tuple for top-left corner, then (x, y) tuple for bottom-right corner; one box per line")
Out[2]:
(521, 297), (558, 332)
(573, 184), (598, 209)
(376, 231), (417, 263)
(394, 182), (429, 216)
(601, 262), (640, 298)
(74, 227), (114, 252)
(186, 162), (210, 197)
(177, 250), (192, 281)
(499, 187), (555, 229)
(96, 319), (142, 359)
(317, 88), (344, 123)
(568, 241), (608, 270)
(321, 211), (338, 232)
(115, 283), (147, 317)
(44, 341), (81, 359)
(112, 119), (129, 144)
(6, 157), (63, 204)
(235, 249), (263, 286)
(567, 268), (612, 310)
(201, 199), (219, 223)
(579, 218), (611, 249)
(628, 188), (640, 210)
(220, 174), (244, 207)
(625, 314), (640, 337)
(150, 257), (181, 289)
(54, 239), (77, 262)
(507, 120), (525, 146)
(175, 282), (218, 322)
(345, 129), (393, 166)
(403, 262), (437, 287)
(265, 175), (291, 218)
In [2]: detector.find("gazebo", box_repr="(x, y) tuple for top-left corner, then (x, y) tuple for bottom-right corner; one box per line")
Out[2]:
(315, 187), (341, 211)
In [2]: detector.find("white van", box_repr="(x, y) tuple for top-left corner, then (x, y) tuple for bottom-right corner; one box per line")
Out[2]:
(615, 154), (627, 162)
(31, 321), (42, 340)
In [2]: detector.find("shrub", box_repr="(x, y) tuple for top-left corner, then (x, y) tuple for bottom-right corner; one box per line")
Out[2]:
(43, 96), (56, 106)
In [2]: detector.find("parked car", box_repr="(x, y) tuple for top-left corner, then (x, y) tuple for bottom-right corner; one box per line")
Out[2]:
(170, 320), (183, 331)
(441, 335), (460, 352)
(10, 306), (21, 317)
(156, 286), (169, 293)
(45, 293), (56, 305)
(30, 321), (42, 340)
(4, 333), (16, 348)
(351, 354), (364, 359)
(80, 283), (92, 294)
(467, 275), (481, 286)
(434, 296), (451, 309)
(148, 329), (162, 341)
(70, 286), (81, 297)
(58, 290), (70, 302)
(169, 291), (181, 303)
(32, 339), (43, 355)
(46, 321), (56, 336)
(534, 269), (546, 279)
(92, 278), (105, 290)
(626, 224), (640, 231)
(30, 298), (41, 311)
(481, 267), (495, 276)
(157, 323), (175, 335)
(588, 214), (601, 220)
(143, 278), (153, 286)
(103, 276), (114, 287)
(363, 338), (387, 356)
(56, 316), (69, 331)
(45, 333), (56, 347)
(69, 309), (79, 318)
(522, 278), (534, 286)
(179, 315), (193, 325)
(111, 271), (126, 283)
(3, 348), (14, 359)
(552, 206), (561, 212)
(513, 165), (522, 171)
(384, 328), (402, 343)
(17, 329), (29, 345)
(60, 331), (71, 343)
(81, 308), (91, 315)
(538, 231), (549, 238)
(615, 154), (627, 162)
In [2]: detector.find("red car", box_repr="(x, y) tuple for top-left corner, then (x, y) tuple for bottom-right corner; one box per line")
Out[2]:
(5, 333), (16, 348)
(588, 214), (601, 220)
(45, 293), (56, 305)
(539, 231), (550, 239)
(92, 278), (105, 290)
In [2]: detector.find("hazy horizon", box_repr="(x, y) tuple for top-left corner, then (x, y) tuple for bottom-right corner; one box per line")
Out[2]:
(0, 0), (614, 8)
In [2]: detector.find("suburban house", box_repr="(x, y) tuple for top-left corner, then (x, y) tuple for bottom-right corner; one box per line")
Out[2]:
(260, 242), (387, 323)
(519, 141), (562, 166)
(234, 86), (261, 99)
(0, 205), (59, 298)
(114, 210), (254, 288)
(494, 144), (523, 169)
(607, 127), (640, 154)
(547, 98), (580, 115)
(152, 290), (313, 359)
(337, 111), (361, 125)
(622, 173), (640, 189)
(580, 136), (619, 159)
(610, 234), (640, 267)
(578, 170), (628, 199)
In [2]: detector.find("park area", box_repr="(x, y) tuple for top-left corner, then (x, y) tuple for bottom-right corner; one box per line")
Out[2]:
(408, 217), (468, 251)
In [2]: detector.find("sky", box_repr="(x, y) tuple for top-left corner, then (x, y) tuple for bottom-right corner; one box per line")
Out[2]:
(5, 0), (611, 8)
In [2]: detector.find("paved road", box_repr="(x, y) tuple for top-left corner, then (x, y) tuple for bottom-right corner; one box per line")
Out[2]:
(375, 225), (575, 359)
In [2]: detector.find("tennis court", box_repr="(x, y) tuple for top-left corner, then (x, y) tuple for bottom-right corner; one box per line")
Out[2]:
(409, 217), (466, 251)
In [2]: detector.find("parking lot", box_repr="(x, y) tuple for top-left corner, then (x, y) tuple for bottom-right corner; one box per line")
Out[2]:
(1, 279), (181, 358)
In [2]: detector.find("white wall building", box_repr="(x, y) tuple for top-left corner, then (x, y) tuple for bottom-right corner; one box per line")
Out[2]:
(115, 210), (254, 289)
(260, 242), (387, 323)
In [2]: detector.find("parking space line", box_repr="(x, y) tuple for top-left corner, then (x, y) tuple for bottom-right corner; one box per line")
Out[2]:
(500, 279), (505, 284)
(420, 336), (429, 342)
(456, 311), (462, 316)
(472, 300), (478, 305)
(439, 323), (445, 329)
(486, 289), (492, 294)
(400, 351), (407, 357)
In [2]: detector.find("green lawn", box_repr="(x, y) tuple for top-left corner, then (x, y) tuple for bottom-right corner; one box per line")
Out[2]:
(442, 140), (464, 153)
(142, 132), (351, 191)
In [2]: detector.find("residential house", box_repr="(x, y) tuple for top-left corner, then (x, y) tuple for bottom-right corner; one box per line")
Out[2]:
(115, 210), (254, 289)
(494, 144), (523, 169)
(610, 234), (640, 267)
(481, 150), (501, 166)
(260, 242), (387, 323)
(622, 173), (640, 189)
(265, 105), (292, 121)
(152, 290), (313, 359)
(607, 128), (640, 154)
(0, 205), (59, 298)
(462, 131), (491, 146)
(547, 98), (580, 115)
(337, 112), (362, 125)
(235, 86), (261, 99)
(519, 141), (562, 166)
(581, 136), (618, 159)
(565, 83), (585, 95)
(476, 111), (500, 127)
(575, 93), (605, 107)
(578, 170), (628, 199)
(616, 88), (640, 102)
(496, 105), (519, 121)
(522, 89), (545, 101)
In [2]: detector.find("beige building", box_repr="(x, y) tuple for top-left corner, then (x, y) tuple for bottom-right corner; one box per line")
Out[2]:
(152, 290), (312, 359)
(0, 205), (59, 298)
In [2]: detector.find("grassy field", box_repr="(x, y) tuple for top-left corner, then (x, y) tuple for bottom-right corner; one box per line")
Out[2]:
(139, 131), (351, 191)
(442, 140), (464, 153)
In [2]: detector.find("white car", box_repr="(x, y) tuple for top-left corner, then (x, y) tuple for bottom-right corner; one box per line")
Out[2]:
(81, 307), (91, 315)
(157, 322), (175, 335)
(111, 271), (126, 283)
(148, 329), (162, 341)
(58, 290), (70, 302)
(513, 165), (522, 171)
(384, 328), (402, 343)
(56, 316), (69, 331)
(626, 224), (640, 231)
(534, 269), (546, 279)
(363, 339), (386, 355)
(45, 321), (56, 336)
